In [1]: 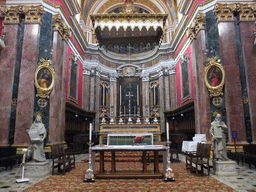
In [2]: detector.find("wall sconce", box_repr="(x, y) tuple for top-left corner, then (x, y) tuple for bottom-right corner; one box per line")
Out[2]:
(0, 35), (5, 51)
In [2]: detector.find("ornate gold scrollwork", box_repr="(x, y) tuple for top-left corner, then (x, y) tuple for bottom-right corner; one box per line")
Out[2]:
(213, 3), (236, 22)
(35, 58), (55, 99)
(204, 56), (225, 97)
(187, 12), (206, 41)
(236, 3), (256, 21)
(53, 14), (71, 42)
(0, 5), (44, 24)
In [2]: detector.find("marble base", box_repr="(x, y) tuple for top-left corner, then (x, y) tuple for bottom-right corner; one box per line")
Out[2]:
(213, 160), (237, 176)
(25, 161), (51, 178)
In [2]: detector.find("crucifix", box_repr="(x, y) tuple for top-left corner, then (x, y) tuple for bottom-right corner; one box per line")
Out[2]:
(126, 91), (134, 124)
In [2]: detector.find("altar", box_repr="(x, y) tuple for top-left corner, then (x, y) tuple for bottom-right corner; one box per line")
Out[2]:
(91, 145), (168, 179)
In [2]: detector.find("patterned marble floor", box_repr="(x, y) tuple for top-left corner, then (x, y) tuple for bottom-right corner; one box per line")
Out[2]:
(0, 153), (255, 192)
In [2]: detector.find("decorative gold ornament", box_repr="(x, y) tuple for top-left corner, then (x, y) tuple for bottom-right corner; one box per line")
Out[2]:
(0, 5), (44, 24)
(53, 14), (71, 42)
(212, 97), (223, 106)
(204, 56), (225, 97)
(187, 12), (206, 41)
(35, 58), (55, 99)
(34, 111), (43, 117)
(213, 3), (236, 22)
(236, 3), (256, 21)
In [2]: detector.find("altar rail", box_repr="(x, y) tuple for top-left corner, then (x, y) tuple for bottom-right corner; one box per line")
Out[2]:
(98, 124), (161, 145)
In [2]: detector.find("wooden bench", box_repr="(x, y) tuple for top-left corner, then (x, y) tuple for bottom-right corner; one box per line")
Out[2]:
(51, 144), (70, 175)
(186, 143), (211, 175)
(0, 146), (23, 170)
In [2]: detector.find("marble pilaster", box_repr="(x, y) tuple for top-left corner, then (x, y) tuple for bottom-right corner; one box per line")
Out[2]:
(239, 21), (256, 144)
(0, 24), (19, 145)
(83, 74), (90, 111)
(48, 30), (67, 144)
(14, 23), (41, 145)
(190, 29), (211, 140)
(218, 21), (246, 143)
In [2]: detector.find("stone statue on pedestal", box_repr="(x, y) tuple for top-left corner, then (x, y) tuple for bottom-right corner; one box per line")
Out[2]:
(210, 114), (229, 161)
(27, 112), (47, 162)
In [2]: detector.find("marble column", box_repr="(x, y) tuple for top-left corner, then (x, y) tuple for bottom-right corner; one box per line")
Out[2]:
(0, 23), (19, 146)
(164, 71), (171, 111)
(82, 71), (90, 111)
(95, 74), (100, 131)
(190, 29), (211, 140)
(169, 71), (176, 111)
(217, 21), (246, 143)
(142, 76), (149, 122)
(239, 21), (256, 144)
(14, 23), (41, 146)
(48, 30), (67, 144)
(110, 77), (117, 122)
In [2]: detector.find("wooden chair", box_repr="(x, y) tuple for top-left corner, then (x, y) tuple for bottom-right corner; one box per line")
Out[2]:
(58, 144), (76, 169)
(51, 145), (69, 175)
(185, 143), (202, 170)
(190, 143), (211, 175)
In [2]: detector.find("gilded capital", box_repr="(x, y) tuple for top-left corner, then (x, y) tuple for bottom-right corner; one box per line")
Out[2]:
(194, 12), (206, 34)
(187, 27), (196, 41)
(23, 5), (44, 23)
(213, 3), (236, 22)
(187, 12), (205, 40)
(0, 5), (23, 24)
(236, 3), (256, 21)
(0, 5), (44, 24)
(53, 14), (71, 41)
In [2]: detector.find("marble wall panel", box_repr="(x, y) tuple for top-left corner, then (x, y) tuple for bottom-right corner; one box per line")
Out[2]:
(0, 24), (19, 145)
(164, 75), (170, 111)
(83, 74), (90, 111)
(218, 22), (246, 143)
(191, 29), (211, 140)
(239, 21), (256, 144)
(49, 31), (65, 143)
(14, 24), (41, 145)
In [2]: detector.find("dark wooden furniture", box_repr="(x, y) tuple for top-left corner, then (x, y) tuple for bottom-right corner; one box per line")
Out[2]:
(50, 145), (69, 175)
(186, 143), (211, 175)
(58, 144), (76, 169)
(91, 145), (168, 179)
(0, 146), (22, 170)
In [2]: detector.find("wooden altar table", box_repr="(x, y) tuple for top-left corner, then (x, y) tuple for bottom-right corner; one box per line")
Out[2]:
(91, 145), (168, 179)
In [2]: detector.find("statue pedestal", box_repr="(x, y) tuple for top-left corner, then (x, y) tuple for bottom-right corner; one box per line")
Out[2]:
(213, 160), (237, 176)
(25, 161), (51, 178)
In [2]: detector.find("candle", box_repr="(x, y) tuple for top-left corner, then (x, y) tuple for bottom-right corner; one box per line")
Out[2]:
(166, 122), (169, 141)
(137, 85), (139, 105)
(89, 123), (92, 142)
(120, 85), (122, 105)
(154, 86), (156, 105)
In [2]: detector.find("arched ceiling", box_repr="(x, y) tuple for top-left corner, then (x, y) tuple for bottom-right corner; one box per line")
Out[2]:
(81, 0), (177, 26)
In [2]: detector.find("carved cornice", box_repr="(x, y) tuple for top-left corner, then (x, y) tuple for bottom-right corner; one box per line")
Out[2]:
(187, 12), (205, 41)
(0, 5), (44, 24)
(53, 14), (71, 42)
(236, 3), (256, 21)
(213, 3), (236, 22)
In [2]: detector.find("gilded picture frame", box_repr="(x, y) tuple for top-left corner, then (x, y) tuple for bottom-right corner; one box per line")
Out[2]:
(204, 56), (225, 97)
(35, 58), (55, 98)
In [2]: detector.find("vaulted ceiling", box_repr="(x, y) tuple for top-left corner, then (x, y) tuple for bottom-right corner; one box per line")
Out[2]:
(80, 0), (177, 54)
